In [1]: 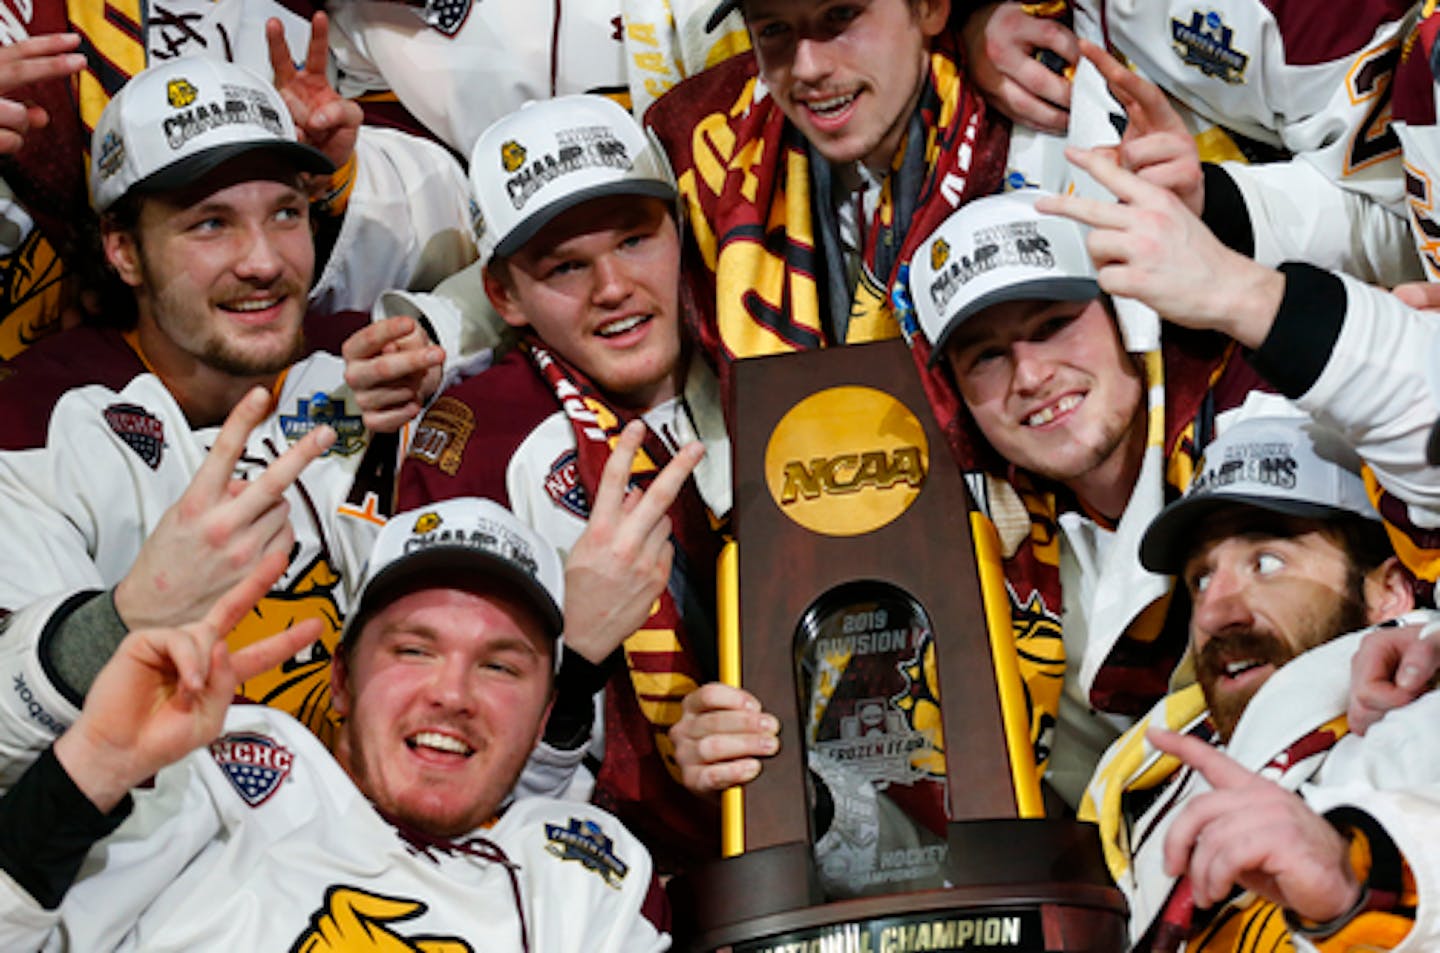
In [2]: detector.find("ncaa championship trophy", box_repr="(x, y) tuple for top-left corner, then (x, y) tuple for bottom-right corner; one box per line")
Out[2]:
(680, 340), (1126, 952)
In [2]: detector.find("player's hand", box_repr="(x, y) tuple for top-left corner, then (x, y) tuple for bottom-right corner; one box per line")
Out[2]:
(1035, 149), (1284, 347)
(1392, 281), (1440, 312)
(1349, 622), (1440, 735)
(54, 551), (322, 812)
(960, 2), (1077, 135)
(342, 315), (445, 433)
(670, 682), (780, 793)
(1149, 728), (1361, 922)
(114, 386), (335, 631)
(562, 420), (705, 664)
(0, 33), (85, 155)
(266, 12), (360, 171)
(1079, 39), (1203, 216)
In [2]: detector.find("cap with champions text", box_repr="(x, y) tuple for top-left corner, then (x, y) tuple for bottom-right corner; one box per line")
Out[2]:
(343, 498), (566, 654)
(90, 56), (333, 213)
(910, 189), (1100, 365)
(1140, 409), (1382, 576)
(469, 94), (676, 266)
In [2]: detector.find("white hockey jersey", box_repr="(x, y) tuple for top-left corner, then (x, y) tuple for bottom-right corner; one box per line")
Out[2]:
(0, 705), (670, 952)
(0, 324), (457, 761)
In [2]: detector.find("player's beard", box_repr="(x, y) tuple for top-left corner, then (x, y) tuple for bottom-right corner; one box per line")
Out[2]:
(1195, 581), (1369, 741)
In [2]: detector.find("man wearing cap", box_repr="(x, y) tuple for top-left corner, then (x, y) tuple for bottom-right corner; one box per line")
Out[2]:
(396, 94), (731, 876)
(643, 0), (1011, 400)
(0, 55), (466, 753)
(0, 498), (672, 951)
(1077, 409), (1440, 951)
(0, 9), (474, 356)
(673, 166), (1440, 824)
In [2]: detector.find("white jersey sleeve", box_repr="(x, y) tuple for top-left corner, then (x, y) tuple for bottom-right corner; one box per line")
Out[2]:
(311, 126), (476, 315)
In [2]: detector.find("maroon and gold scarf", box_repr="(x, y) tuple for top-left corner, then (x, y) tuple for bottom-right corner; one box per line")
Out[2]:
(647, 29), (1010, 404)
(525, 339), (723, 872)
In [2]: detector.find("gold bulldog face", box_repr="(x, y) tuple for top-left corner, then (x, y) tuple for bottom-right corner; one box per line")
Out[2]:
(930, 237), (950, 272)
(412, 511), (442, 534)
(501, 140), (526, 173)
(167, 78), (199, 108)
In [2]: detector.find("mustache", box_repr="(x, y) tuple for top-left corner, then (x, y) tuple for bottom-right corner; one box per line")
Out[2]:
(1195, 629), (1293, 681)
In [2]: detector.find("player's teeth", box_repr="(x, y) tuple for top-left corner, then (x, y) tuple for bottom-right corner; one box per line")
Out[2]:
(1225, 660), (1260, 676)
(598, 315), (646, 337)
(227, 298), (279, 313)
(809, 92), (855, 113)
(1026, 394), (1081, 427)
(411, 731), (471, 755)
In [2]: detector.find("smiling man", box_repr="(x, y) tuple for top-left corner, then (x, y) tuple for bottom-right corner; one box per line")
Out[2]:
(644, 0), (1011, 398)
(1077, 411), (1440, 952)
(397, 95), (731, 876)
(0, 56), (458, 750)
(0, 498), (670, 951)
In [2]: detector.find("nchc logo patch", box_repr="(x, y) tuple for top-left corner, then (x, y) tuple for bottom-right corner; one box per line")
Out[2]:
(543, 449), (589, 518)
(545, 818), (629, 888)
(104, 402), (165, 469)
(210, 731), (294, 807)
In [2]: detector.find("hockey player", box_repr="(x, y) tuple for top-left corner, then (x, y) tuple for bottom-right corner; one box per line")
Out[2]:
(0, 7), (473, 356)
(397, 95), (729, 875)
(0, 497), (671, 951)
(1080, 410), (1439, 952)
(644, 0), (1013, 402)
(0, 55), (462, 750)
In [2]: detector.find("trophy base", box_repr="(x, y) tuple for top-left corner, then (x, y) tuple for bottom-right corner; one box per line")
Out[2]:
(675, 819), (1128, 953)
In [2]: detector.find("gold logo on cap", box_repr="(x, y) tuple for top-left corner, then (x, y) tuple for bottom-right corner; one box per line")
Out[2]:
(412, 512), (442, 534)
(501, 140), (526, 173)
(166, 78), (198, 109)
(930, 238), (950, 272)
(764, 386), (928, 537)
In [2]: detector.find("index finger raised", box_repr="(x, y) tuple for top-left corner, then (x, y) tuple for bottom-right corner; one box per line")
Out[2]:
(592, 420), (648, 519)
(1079, 39), (1178, 134)
(1147, 727), (1254, 790)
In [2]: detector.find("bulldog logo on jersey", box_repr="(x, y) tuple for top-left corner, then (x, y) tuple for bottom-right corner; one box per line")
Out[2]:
(210, 732), (294, 807)
(166, 77), (198, 108)
(545, 818), (629, 888)
(292, 885), (472, 951)
(104, 403), (166, 469)
(501, 140), (527, 173)
(281, 391), (365, 456)
(1170, 10), (1249, 84)
(413, 0), (473, 37)
(544, 449), (590, 518)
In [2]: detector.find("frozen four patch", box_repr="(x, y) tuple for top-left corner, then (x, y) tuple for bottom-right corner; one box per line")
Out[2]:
(545, 818), (629, 888)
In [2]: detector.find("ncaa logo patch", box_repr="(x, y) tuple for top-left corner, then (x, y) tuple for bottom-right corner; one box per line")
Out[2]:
(544, 449), (590, 517)
(545, 818), (629, 888)
(280, 391), (365, 456)
(416, 0), (473, 36)
(210, 731), (294, 807)
(104, 403), (165, 469)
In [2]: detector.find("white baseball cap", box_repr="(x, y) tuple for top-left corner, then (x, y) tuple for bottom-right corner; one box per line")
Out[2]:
(1140, 409), (1382, 575)
(911, 189), (1100, 364)
(90, 56), (333, 213)
(344, 498), (566, 651)
(469, 94), (676, 266)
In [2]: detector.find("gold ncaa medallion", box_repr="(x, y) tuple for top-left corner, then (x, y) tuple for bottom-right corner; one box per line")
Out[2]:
(764, 386), (928, 537)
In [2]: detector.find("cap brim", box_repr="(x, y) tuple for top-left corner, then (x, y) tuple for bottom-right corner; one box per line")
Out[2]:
(129, 140), (335, 200)
(1428, 415), (1440, 466)
(1139, 494), (1371, 575)
(491, 180), (678, 261)
(926, 276), (1100, 365)
(347, 545), (564, 642)
(704, 0), (743, 31)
